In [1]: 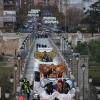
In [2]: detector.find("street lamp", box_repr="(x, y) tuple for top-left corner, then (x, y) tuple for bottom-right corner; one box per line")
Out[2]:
(5, 88), (10, 98)
(66, 40), (68, 45)
(71, 47), (73, 53)
(20, 72), (23, 79)
(9, 75), (14, 83)
(75, 54), (79, 86)
(16, 84), (21, 99)
(68, 42), (71, 56)
(23, 39), (27, 57)
(34, 93), (40, 100)
(76, 85), (80, 100)
(14, 63), (18, 93)
(22, 42), (25, 61)
(66, 40), (68, 54)
(14, 63), (18, 71)
(20, 46), (24, 52)
(9, 75), (14, 94)
(20, 46), (24, 72)
(17, 54), (21, 80)
(81, 64), (86, 100)
(68, 41), (70, 48)
(71, 47), (73, 73)
(17, 54), (21, 61)
(62, 37), (64, 54)
(97, 89), (100, 99)
(63, 38), (66, 55)
(88, 75), (92, 100)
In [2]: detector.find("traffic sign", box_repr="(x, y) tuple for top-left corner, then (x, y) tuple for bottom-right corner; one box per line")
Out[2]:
(18, 96), (25, 100)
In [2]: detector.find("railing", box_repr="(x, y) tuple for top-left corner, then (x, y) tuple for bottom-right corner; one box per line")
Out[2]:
(16, 32), (36, 98)
(48, 36), (71, 78)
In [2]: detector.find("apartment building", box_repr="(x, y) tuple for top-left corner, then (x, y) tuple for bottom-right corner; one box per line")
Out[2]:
(0, 0), (16, 32)
(34, 0), (57, 6)
(17, 0), (34, 8)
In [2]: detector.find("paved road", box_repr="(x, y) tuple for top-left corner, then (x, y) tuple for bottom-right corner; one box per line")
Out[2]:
(23, 37), (60, 100)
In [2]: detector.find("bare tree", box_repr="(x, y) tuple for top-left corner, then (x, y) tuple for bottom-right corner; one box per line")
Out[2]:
(16, 5), (30, 27)
(66, 7), (84, 28)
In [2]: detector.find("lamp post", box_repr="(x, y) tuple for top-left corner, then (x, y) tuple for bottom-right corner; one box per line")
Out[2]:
(68, 42), (71, 57)
(71, 47), (73, 53)
(71, 47), (73, 73)
(22, 42), (25, 61)
(62, 37), (64, 54)
(14, 63), (18, 93)
(88, 75), (92, 100)
(17, 54), (21, 80)
(26, 35), (30, 51)
(97, 89), (100, 99)
(20, 46), (24, 72)
(66, 39), (68, 54)
(76, 85), (80, 100)
(23, 39), (27, 57)
(16, 84), (21, 99)
(25, 37), (28, 55)
(64, 38), (66, 55)
(26, 36), (29, 51)
(34, 93), (40, 100)
(5, 88), (10, 98)
(74, 82), (79, 100)
(75, 54), (79, 86)
(69, 58), (72, 67)
(9, 75), (14, 94)
(81, 64), (86, 100)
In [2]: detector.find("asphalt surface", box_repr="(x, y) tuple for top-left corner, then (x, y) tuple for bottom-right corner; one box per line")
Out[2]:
(23, 37), (60, 100)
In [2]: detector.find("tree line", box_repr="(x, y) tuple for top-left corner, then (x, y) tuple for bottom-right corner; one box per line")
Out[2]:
(75, 38), (100, 62)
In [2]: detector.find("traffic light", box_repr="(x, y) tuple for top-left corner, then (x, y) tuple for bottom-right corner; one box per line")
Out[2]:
(34, 71), (40, 82)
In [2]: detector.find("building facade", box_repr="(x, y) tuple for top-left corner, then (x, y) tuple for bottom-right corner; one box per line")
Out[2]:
(0, 0), (16, 32)
(34, 0), (57, 6)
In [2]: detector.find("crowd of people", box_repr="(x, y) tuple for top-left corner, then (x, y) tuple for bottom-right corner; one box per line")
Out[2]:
(40, 54), (53, 62)
(41, 68), (70, 95)
(44, 78), (70, 95)
(36, 43), (47, 48)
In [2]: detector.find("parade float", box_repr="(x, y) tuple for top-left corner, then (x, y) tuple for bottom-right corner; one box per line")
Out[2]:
(33, 48), (75, 100)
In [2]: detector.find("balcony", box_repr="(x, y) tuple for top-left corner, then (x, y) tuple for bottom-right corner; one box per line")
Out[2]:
(4, 0), (14, 5)
(3, 18), (16, 22)
(4, 3), (16, 10)
(4, 13), (16, 17)
(4, 6), (16, 10)
(4, 22), (15, 28)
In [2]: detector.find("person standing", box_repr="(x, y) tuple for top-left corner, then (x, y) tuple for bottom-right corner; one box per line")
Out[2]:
(62, 79), (70, 94)
(26, 86), (31, 100)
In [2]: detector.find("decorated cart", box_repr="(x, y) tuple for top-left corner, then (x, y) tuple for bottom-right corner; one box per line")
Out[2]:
(33, 48), (75, 100)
